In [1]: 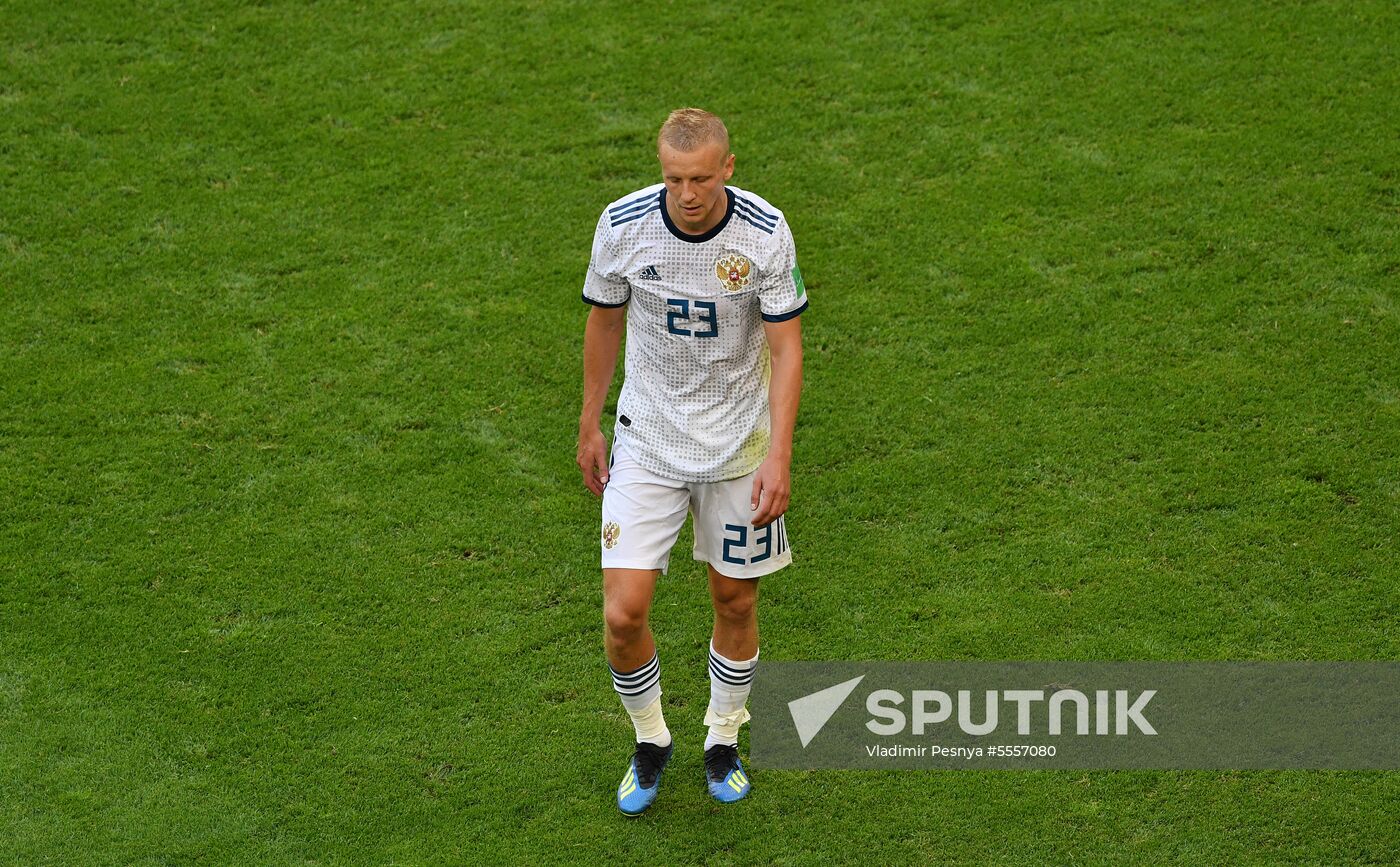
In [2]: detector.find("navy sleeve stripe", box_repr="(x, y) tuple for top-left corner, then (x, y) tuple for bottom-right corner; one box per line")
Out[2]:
(761, 299), (808, 322)
(609, 197), (660, 221)
(733, 200), (777, 227)
(610, 203), (660, 226)
(582, 292), (628, 308)
(608, 190), (661, 216)
(734, 211), (775, 234)
(733, 194), (778, 223)
(607, 190), (659, 214)
(733, 199), (776, 225)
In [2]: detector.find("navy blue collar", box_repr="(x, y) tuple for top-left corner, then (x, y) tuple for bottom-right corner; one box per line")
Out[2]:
(660, 187), (734, 243)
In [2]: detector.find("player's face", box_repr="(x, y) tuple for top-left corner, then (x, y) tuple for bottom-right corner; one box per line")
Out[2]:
(658, 141), (735, 234)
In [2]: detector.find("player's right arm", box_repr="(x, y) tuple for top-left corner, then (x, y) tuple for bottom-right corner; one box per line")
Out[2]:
(578, 210), (631, 496)
(578, 304), (625, 495)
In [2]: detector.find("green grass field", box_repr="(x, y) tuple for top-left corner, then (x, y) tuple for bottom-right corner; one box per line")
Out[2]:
(4, 0), (1398, 862)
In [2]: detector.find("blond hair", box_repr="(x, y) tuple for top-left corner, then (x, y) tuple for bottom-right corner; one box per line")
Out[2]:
(657, 108), (730, 154)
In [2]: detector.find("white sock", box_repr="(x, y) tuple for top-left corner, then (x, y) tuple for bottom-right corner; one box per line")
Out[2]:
(610, 653), (672, 747)
(628, 698), (671, 747)
(704, 642), (758, 750)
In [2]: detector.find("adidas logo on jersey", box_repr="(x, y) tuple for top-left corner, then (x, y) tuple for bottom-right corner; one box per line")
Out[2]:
(637, 265), (662, 281)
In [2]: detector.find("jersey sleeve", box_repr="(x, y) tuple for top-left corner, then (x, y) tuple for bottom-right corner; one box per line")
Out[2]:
(757, 219), (808, 322)
(582, 211), (630, 307)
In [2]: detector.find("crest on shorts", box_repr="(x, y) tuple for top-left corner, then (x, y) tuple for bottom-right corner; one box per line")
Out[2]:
(603, 522), (621, 550)
(715, 254), (753, 292)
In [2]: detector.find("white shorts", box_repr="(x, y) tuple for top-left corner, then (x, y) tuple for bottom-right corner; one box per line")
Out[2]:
(600, 438), (792, 580)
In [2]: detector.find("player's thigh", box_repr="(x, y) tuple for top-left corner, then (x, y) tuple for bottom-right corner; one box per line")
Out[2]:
(690, 472), (793, 579)
(600, 442), (690, 573)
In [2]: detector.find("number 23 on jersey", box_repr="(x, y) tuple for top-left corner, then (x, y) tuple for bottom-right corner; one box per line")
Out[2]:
(665, 298), (718, 338)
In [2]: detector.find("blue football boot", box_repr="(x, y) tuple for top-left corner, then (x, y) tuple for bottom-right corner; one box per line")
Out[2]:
(617, 741), (673, 816)
(704, 744), (752, 803)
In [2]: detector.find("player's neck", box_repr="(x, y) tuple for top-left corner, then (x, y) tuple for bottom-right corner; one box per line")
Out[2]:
(664, 189), (729, 236)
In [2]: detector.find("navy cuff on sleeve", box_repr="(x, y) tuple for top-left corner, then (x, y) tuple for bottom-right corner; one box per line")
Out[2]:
(761, 299), (808, 323)
(582, 292), (628, 308)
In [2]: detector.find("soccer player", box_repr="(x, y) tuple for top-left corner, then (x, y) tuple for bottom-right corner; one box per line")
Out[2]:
(576, 108), (807, 815)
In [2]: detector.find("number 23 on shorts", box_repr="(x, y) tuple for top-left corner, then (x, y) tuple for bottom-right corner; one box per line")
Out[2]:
(722, 519), (786, 566)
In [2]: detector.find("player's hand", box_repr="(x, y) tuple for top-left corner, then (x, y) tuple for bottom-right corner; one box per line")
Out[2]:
(577, 428), (610, 496)
(750, 454), (791, 527)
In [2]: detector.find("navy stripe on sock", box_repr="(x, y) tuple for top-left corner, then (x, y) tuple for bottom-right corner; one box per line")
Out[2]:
(612, 667), (659, 690)
(708, 651), (755, 677)
(613, 663), (660, 696)
(614, 678), (660, 697)
(610, 655), (659, 685)
(609, 653), (657, 678)
(708, 659), (753, 686)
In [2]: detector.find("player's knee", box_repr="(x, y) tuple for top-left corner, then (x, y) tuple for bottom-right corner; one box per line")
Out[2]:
(604, 600), (648, 641)
(712, 588), (756, 624)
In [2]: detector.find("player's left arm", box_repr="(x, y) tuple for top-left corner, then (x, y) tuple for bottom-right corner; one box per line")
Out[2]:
(751, 316), (802, 527)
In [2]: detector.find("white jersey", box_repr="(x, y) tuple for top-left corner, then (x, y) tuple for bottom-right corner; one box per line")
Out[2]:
(583, 183), (808, 483)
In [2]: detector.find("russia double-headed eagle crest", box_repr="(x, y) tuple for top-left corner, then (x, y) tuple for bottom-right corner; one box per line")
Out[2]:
(602, 522), (621, 550)
(715, 253), (754, 292)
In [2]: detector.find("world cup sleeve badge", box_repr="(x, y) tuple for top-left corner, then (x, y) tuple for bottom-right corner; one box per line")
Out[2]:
(714, 254), (754, 292)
